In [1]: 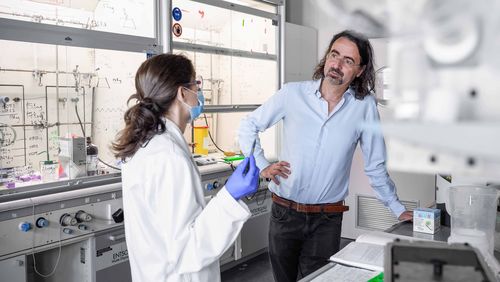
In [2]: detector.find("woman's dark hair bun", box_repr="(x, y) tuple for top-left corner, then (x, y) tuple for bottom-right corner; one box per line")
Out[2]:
(140, 97), (161, 114)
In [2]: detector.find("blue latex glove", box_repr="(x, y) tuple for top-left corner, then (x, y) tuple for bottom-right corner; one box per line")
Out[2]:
(225, 155), (260, 200)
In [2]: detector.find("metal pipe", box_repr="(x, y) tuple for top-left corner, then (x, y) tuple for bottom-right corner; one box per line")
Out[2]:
(202, 104), (260, 113)
(0, 67), (96, 76)
(0, 122), (92, 128)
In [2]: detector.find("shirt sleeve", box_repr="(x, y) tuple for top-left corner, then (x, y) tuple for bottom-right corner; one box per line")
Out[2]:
(359, 99), (406, 218)
(156, 154), (251, 274)
(238, 84), (288, 170)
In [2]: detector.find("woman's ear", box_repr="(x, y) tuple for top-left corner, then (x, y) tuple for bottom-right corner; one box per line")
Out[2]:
(177, 86), (185, 101)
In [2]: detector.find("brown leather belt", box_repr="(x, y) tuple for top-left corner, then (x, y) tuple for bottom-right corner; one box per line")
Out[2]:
(272, 193), (349, 213)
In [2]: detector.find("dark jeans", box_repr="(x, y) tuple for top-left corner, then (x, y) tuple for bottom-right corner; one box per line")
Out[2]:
(268, 202), (343, 282)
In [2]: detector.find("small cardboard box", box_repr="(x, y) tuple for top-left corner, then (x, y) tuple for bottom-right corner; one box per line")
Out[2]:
(413, 208), (441, 234)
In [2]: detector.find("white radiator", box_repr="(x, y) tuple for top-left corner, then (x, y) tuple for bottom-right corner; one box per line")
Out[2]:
(356, 195), (418, 231)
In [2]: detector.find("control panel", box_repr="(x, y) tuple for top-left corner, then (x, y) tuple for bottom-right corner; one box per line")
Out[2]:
(0, 184), (123, 259)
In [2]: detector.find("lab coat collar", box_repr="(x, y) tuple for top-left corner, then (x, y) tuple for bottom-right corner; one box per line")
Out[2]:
(162, 117), (201, 174)
(163, 117), (191, 156)
(163, 117), (183, 139)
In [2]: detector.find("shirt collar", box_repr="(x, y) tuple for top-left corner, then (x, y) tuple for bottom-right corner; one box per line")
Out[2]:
(312, 79), (355, 99)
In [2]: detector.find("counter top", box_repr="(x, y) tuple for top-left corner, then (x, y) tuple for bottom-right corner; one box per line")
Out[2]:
(385, 220), (450, 242)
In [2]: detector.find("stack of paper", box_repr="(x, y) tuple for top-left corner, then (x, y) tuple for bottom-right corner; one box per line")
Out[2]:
(310, 264), (378, 282)
(330, 231), (427, 272)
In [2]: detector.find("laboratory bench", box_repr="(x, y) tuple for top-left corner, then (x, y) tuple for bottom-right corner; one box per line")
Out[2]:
(299, 221), (500, 281)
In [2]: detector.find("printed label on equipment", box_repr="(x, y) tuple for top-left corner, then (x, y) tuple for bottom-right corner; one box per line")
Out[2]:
(247, 196), (271, 217)
(95, 241), (129, 271)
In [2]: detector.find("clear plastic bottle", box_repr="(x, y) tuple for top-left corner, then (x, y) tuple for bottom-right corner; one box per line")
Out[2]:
(86, 137), (99, 176)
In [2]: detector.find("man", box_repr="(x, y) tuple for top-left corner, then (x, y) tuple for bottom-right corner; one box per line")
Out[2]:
(238, 30), (412, 281)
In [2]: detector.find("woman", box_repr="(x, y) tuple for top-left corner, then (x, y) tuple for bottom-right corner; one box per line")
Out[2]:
(113, 54), (260, 282)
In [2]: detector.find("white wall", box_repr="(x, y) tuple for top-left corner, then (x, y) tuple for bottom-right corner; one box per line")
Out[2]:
(287, 0), (345, 58)
(284, 22), (317, 83)
(286, 0), (388, 70)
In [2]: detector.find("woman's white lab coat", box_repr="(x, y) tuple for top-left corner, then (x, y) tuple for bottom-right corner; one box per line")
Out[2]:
(121, 118), (251, 282)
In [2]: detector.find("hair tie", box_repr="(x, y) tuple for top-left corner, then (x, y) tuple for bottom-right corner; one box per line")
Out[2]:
(139, 98), (161, 114)
(141, 97), (154, 105)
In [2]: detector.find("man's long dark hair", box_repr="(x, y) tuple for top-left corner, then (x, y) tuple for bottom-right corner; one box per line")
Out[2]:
(313, 30), (375, 100)
(112, 54), (195, 161)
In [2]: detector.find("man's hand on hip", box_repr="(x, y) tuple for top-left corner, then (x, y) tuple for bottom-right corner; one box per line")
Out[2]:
(261, 161), (291, 185)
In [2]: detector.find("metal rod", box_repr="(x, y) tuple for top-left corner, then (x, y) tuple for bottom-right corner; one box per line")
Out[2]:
(42, 89), (49, 159)
(0, 67), (96, 76)
(91, 87), (96, 139)
(0, 11), (95, 29)
(0, 122), (92, 128)
(173, 42), (277, 61)
(55, 47), (60, 160)
(202, 104), (260, 113)
(189, 0), (279, 21)
(21, 85), (26, 166)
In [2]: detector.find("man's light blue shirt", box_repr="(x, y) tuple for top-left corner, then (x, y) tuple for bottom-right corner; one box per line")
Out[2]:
(238, 80), (405, 217)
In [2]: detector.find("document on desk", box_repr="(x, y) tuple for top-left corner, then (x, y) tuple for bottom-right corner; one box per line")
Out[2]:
(310, 264), (378, 282)
(330, 242), (384, 272)
(330, 231), (423, 272)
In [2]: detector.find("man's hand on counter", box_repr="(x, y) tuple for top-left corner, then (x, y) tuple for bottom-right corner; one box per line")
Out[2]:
(398, 210), (413, 222)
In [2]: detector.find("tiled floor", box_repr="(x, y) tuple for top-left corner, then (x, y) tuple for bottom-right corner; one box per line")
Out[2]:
(221, 238), (354, 282)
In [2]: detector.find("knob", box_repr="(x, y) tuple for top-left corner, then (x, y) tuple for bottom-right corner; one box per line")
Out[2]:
(63, 228), (73, 234)
(36, 217), (49, 228)
(112, 208), (124, 223)
(213, 181), (220, 189)
(76, 210), (92, 222)
(18, 222), (32, 232)
(60, 213), (77, 226)
(78, 224), (88, 230)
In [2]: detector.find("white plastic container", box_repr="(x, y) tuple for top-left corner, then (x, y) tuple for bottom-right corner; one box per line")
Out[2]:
(447, 185), (499, 255)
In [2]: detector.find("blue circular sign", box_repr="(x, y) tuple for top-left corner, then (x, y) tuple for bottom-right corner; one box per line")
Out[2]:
(172, 7), (182, 21)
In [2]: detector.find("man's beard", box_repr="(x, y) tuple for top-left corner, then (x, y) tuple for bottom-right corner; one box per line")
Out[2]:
(325, 67), (344, 85)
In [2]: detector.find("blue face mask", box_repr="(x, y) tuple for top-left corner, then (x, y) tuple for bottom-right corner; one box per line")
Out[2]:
(182, 87), (205, 122)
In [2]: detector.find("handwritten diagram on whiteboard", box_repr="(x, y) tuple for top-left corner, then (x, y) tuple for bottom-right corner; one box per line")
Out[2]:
(0, 75), (93, 169)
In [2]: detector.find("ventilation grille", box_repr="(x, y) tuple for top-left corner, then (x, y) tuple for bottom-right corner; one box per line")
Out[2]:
(357, 195), (418, 231)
